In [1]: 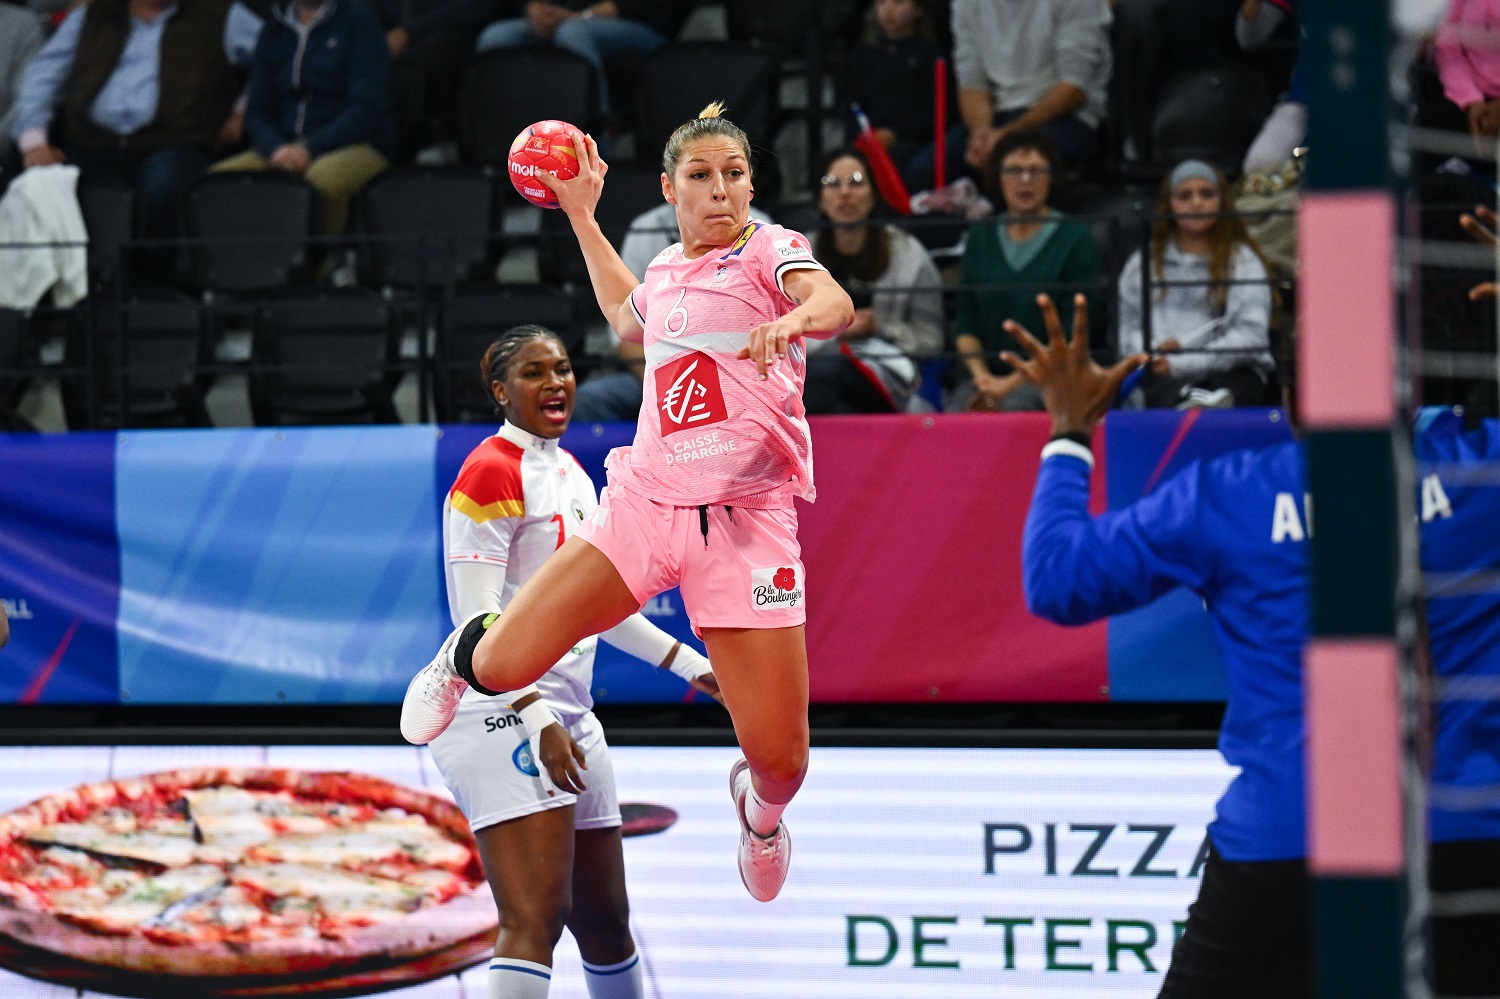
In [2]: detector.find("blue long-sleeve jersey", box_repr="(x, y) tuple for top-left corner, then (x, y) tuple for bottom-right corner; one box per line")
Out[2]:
(1024, 420), (1500, 862)
(1024, 438), (1309, 861)
(1415, 407), (1500, 844)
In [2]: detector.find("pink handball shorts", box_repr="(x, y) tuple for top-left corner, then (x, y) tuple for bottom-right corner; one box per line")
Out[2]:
(575, 483), (806, 636)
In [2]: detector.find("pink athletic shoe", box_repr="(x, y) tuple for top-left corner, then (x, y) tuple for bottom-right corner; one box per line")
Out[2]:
(399, 612), (486, 745)
(729, 758), (791, 902)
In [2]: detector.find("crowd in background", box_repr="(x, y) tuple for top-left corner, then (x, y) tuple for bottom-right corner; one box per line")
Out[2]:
(0, 0), (1490, 425)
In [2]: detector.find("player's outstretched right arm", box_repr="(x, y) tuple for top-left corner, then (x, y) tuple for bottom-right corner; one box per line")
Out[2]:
(536, 129), (645, 343)
(1022, 453), (1208, 624)
(1004, 293), (1205, 625)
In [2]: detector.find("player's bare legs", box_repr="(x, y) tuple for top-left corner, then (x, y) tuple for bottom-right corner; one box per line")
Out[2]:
(475, 807), (578, 995)
(568, 826), (645, 993)
(471, 538), (641, 693)
(705, 625), (811, 802)
(704, 625), (810, 900)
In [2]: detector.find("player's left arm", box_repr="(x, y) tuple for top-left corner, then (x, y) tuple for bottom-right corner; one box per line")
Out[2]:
(600, 615), (724, 703)
(739, 266), (854, 377)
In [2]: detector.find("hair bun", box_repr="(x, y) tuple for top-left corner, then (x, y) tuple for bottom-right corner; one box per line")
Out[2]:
(698, 101), (727, 120)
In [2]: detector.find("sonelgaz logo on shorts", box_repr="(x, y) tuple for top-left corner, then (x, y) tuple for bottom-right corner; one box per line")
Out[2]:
(656, 351), (728, 433)
(750, 565), (804, 611)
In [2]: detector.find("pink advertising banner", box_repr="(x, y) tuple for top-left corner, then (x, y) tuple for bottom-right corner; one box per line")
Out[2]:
(798, 414), (1109, 702)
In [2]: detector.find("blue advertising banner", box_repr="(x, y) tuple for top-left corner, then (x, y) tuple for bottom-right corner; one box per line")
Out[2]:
(115, 427), (447, 703)
(0, 432), (118, 703)
(1103, 409), (1293, 701)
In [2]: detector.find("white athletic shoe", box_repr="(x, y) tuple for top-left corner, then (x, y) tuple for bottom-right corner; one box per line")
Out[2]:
(399, 613), (485, 745)
(729, 758), (791, 902)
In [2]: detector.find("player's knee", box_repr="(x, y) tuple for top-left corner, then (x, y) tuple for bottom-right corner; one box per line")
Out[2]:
(500, 896), (571, 949)
(569, 900), (632, 954)
(747, 742), (809, 797)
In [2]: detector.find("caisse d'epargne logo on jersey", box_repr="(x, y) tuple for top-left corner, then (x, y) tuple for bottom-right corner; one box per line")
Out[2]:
(656, 350), (728, 434)
(751, 565), (804, 611)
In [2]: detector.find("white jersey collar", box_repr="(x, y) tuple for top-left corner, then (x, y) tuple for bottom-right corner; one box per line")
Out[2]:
(498, 421), (562, 456)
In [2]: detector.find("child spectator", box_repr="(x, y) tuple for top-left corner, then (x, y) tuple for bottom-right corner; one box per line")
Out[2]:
(1117, 158), (1274, 409)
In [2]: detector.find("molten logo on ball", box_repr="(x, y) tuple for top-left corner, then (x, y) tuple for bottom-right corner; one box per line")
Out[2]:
(508, 120), (580, 209)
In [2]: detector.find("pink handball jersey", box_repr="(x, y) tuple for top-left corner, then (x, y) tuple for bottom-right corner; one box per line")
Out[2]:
(613, 221), (829, 509)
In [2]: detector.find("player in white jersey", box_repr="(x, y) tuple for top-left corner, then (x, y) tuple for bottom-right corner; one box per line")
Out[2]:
(404, 103), (854, 904)
(428, 325), (721, 999)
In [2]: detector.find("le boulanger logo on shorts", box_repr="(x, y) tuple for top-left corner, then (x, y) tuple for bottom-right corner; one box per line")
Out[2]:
(656, 350), (728, 433)
(751, 565), (804, 611)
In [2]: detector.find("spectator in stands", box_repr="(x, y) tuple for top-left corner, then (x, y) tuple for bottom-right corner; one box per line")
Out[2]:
(10, 0), (261, 247)
(0, 2), (45, 184)
(1435, 0), (1500, 149)
(952, 0), (1111, 174)
(950, 130), (1101, 412)
(1118, 159), (1274, 409)
(212, 0), (392, 235)
(572, 193), (773, 423)
(845, 0), (963, 194)
(805, 147), (941, 413)
(474, 0), (692, 115)
(368, 0), (501, 159)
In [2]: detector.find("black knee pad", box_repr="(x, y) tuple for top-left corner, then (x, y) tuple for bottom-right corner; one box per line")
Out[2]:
(454, 613), (503, 697)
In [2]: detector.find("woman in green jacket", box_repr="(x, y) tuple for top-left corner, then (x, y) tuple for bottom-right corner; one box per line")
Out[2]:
(949, 129), (1103, 411)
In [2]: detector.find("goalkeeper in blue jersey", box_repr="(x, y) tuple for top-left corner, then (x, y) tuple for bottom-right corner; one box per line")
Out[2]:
(1007, 294), (1500, 997)
(1412, 405), (1500, 997)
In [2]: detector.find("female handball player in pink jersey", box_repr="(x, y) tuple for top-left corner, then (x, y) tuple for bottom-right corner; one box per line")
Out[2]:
(430, 326), (721, 998)
(403, 102), (854, 903)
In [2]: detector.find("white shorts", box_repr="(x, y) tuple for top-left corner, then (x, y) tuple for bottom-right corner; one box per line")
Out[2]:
(427, 702), (620, 833)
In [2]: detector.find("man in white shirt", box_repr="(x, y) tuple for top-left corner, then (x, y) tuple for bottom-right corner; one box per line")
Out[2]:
(952, 0), (1112, 172)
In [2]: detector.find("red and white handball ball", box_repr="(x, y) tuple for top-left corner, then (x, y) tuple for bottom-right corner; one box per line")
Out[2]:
(507, 120), (580, 209)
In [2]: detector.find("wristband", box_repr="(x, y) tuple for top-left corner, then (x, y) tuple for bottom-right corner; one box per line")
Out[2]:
(1049, 430), (1092, 449)
(516, 699), (561, 796)
(664, 644), (713, 683)
(1041, 433), (1094, 468)
(517, 699), (560, 741)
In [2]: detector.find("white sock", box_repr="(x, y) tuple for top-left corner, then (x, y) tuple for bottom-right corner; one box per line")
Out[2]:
(744, 783), (786, 837)
(582, 951), (644, 999)
(488, 957), (551, 998)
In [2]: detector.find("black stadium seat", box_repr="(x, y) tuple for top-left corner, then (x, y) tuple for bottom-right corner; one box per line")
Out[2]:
(185, 171), (317, 294)
(459, 49), (598, 173)
(250, 291), (400, 426)
(539, 159), (666, 287)
(633, 44), (778, 163)
(436, 285), (576, 423)
(62, 293), (210, 429)
(1151, 69), (1272, 176)
(0, 308), (29, 430)
(75, 174), (135, 293)
(359, 168), (498, 291)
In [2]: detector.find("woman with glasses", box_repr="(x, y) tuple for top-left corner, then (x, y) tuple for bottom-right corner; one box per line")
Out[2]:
(806, 147), (944, 413)
(949, 129), (1103, 412)
(1117, 159), (1275, 410)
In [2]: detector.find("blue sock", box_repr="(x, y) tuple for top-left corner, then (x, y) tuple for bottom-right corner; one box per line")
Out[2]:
(583, 951), (644, 999)
(487, 957), (551, 998)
